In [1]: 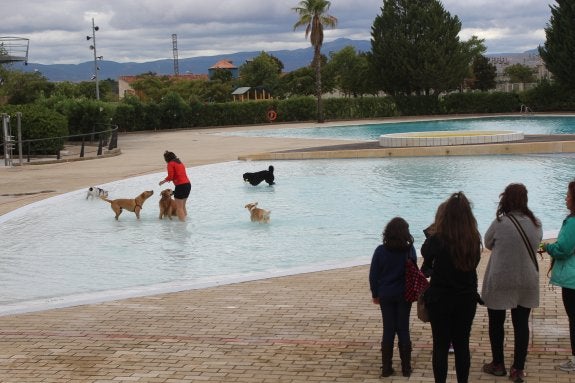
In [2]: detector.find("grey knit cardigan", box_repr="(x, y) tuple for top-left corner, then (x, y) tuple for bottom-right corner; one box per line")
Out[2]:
(481, 212), (543, 310)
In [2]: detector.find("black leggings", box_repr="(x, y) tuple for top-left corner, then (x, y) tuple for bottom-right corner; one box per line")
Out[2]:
(562, 287), (575, 356)
(428, 295), (477, 383)
(487, 306), (531, 370)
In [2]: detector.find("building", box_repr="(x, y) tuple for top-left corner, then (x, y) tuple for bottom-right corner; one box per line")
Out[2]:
(231, 86), (273, 102)
(208, 60), (239, 80)
(118, 73), (208, 99)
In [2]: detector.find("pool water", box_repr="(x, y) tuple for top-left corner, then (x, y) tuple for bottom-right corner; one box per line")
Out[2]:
(224, 116), (575, 141)
(1, 155), (573, 312)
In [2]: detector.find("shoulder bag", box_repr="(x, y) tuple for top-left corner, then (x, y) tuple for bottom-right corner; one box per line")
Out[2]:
(507, 214), (539, 272)
(404, 254), (430, 302)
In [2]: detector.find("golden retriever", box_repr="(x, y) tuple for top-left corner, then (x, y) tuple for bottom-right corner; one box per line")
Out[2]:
(101, 190), (154, 220)
(245, 202), (271, 223)
(159, 188), (178, 220)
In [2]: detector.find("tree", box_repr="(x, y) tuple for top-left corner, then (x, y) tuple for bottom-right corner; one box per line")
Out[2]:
(370, 0), (471, 96)
(210, 68), (233, 83)
(292, 0), (337, 122)
(325, 46), (374, 97)
(277, 66), (316, 97)
(0, 69), (55, 104)
(504, 64), (535, 84)
(539, 0), (575, 89)
(238, 52), (282, 92)
(470, 55), (497, 91)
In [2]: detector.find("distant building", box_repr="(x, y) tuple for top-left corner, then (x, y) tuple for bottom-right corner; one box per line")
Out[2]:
(208, 59), (239, 80)
(118, 73), (208, 99)
(231, 86), (273, 102)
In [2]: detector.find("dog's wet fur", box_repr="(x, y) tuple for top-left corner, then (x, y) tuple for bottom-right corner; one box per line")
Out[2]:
(101, 190), (154, 220)
(243, 165), (275, 186)
(159, 189), (178, 220)
(245, 202), (271, 223)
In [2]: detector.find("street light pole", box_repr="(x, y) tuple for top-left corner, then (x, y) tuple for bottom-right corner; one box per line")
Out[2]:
(87, 18), (100, 100)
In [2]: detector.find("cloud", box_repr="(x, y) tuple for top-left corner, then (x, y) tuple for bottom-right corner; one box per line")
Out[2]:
(2, 0), (554, 65)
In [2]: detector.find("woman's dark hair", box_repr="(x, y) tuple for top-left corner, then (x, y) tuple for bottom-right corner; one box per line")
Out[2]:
(496, 183), (541, 227)
(568, 180), (575, 215)
(163, 150), (181, 164)
(382, 217), (414, 252)
(434, 192), (482, 271)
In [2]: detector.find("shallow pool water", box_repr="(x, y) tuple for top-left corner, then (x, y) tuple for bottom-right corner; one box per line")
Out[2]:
(223, 116), (575, 141)
(1, 155), (573, 312)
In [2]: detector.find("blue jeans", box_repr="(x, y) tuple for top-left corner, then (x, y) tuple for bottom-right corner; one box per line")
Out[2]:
(378, 294), (412, 348)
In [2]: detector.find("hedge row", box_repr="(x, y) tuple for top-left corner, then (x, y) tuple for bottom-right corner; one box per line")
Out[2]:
(4, 87), (575, 146)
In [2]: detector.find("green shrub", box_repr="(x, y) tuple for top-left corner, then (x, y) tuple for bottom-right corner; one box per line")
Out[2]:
(442, 92), (520, 114)
(0, 104), (68, 155)
(520, 82), (575, 112)
(393, 95), (443, 116)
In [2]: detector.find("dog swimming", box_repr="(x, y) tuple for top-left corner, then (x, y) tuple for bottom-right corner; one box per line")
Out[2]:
(245, 202), (271, 223)
(243, 165), (275, 186)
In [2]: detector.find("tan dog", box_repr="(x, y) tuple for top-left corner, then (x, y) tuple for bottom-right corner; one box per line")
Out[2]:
(245, 202), (271, 223)
(159, 188), (178, 220)
(101, 190), (154, 220)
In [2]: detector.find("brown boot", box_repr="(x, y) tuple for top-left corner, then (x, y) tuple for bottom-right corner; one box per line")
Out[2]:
(399, 341), (412, 377)
(380, 343), (395, 377)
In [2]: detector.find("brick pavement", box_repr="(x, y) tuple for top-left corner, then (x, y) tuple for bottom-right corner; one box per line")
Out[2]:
(2, 117), (575, 382)
(0, 255), (573, 382)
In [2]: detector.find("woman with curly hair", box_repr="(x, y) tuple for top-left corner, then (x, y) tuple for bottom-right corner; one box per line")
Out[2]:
(369, 217), (417, 378)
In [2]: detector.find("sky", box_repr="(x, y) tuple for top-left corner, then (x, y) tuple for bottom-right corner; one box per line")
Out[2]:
(2, 0), (556, 65)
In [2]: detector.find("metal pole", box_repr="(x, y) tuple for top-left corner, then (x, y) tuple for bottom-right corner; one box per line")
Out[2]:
(17, 112), (23, 166)
(92, 18), (100, 100)
(2, 113), (12, 167)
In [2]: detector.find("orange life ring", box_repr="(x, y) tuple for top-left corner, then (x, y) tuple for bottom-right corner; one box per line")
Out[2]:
(267, 110), (277, 122)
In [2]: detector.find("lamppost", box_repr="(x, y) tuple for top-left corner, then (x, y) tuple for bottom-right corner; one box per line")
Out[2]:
(86, 18), (101, 100)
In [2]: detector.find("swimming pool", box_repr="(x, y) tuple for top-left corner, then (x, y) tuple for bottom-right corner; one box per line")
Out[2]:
(223, 116), (575, 141)
(0, 154), (572, 314)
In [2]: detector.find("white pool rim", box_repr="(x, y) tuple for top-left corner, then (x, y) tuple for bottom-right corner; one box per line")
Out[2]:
(379, 130), (524, 147)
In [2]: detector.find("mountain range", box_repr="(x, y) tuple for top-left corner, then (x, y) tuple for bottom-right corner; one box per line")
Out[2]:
(11, 38), (371, 82)
(10, 38), (538, 83)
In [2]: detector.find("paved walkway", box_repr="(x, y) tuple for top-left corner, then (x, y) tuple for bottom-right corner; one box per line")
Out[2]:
(1, 118), (574, 382)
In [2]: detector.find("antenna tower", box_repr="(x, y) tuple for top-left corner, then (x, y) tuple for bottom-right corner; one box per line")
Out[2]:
(172, 34), (179, 76)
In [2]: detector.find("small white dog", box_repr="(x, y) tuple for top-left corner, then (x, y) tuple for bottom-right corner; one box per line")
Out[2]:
(86, 186), (109, 200)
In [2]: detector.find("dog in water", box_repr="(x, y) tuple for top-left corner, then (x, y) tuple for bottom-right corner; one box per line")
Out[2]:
(86, 186), (108, 200)
(243, 165), (275, 186)
(245, 202), (271, 223)
(158, 189), (178, 220)
(100, 190), (154, 220)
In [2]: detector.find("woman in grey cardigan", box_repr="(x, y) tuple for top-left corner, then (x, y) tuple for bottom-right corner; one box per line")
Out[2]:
(481, 183), (543, 383)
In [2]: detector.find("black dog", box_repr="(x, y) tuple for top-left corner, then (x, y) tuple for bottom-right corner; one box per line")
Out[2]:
(243, 165), (275, 186)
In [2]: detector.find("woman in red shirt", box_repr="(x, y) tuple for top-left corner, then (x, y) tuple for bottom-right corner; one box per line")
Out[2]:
(159, 150), (191, 221)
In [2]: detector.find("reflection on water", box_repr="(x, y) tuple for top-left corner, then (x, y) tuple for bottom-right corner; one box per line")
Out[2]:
(223, 116), (575, 140)
(0, 155), (573, 307)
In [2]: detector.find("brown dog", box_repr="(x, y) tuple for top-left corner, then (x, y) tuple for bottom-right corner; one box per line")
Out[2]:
(245, 202), (271, 223)
(159, 189), (178, 220)
(101, 190), (154, 220)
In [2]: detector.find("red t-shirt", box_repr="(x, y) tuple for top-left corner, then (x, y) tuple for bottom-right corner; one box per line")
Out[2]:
(164, 161), (190, 186)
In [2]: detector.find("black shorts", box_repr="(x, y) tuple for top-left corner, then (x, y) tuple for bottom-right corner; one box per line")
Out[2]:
(173, 183), (191, 199)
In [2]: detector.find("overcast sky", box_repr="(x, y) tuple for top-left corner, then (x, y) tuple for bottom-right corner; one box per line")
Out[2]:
(2, 0), (555, 65)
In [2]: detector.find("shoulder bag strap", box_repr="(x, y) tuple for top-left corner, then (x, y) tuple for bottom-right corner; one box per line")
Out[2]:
(507, 214), (539, 272)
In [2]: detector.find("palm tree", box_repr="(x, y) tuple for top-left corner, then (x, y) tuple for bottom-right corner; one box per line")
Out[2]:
(292, 0), (337, 123)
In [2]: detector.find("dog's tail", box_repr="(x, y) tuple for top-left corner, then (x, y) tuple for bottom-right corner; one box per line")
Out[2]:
(268, 165), (274, 172)
(99, 196), (112, 203)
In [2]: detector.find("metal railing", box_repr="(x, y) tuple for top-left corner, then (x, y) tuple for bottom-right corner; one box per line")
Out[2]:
(1, 115), (118, 166)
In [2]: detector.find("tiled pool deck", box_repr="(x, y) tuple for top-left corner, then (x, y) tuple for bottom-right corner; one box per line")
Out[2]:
(2, 117), (575, 382)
